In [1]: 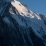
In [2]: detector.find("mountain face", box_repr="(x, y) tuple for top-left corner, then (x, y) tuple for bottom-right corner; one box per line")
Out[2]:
(0, 0), (46, 46)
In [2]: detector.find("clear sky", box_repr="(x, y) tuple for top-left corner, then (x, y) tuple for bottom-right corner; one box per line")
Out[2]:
(19, 0), (46, 16)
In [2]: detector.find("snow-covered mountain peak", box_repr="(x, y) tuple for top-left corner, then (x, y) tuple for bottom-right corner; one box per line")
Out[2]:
(11, 0), (28, 16)
(0, 0), (46, 46)
(11, 0), (41, 20)
(9, 0), (46, 37)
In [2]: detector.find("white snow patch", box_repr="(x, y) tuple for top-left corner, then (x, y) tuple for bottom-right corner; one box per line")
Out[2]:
(11, 0), (28, 16)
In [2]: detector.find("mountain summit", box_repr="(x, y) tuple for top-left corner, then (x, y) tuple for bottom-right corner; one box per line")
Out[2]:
(0, 0), (46, 46)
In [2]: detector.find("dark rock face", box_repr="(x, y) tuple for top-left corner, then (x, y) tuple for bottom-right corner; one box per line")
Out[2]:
(0, 16), (45, 46)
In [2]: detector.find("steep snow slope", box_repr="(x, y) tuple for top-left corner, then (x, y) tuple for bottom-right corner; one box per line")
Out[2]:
(0, 0), (46, 46)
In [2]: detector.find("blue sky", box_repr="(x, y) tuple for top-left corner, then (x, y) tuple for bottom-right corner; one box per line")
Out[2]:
(19, 0), (46, 16)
